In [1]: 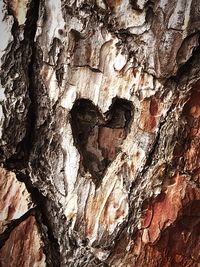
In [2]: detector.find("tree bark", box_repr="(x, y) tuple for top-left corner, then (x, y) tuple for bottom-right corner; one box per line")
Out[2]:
(0, 0), (200, 266)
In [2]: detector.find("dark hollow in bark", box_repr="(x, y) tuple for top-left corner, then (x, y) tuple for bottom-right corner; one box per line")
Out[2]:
(70, 98), (134, 186)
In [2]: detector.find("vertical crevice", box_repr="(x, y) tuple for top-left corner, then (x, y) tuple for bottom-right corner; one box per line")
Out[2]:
(3, 1), (61, 266)
(23, 1), (61, 264)
(4, 0), (40, 169)
(16, 172), (61, 267)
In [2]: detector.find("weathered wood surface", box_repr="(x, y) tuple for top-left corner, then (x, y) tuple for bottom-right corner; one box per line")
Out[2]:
(0, 0), (200, 266)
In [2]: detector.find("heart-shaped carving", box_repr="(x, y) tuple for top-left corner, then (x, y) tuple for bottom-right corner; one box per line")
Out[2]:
(70, 98), (134, 186)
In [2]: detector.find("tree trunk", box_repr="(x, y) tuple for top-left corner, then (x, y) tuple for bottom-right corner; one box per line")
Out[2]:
(0, 0), (200, 266)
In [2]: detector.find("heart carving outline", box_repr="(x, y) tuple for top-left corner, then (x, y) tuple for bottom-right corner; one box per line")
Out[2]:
(70, 97), (134, 187)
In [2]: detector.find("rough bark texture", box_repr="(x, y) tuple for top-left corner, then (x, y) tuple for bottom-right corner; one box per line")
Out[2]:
(0, 0), (200, 266)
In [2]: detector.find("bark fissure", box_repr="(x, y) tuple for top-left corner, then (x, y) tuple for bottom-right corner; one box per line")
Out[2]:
(1, 1), (61, 266)
(0, 208), (35, 250)
(15, 172), (61, 267)
(4, 0), (40, 169)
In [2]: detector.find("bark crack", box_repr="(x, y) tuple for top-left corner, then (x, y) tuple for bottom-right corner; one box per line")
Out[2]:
(2, 0), (61, 266)
(0, 208), (35, 250)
